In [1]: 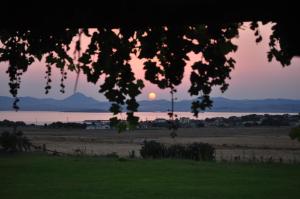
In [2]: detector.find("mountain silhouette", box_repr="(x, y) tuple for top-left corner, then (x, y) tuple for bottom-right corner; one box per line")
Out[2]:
(1, 93), (300, 112)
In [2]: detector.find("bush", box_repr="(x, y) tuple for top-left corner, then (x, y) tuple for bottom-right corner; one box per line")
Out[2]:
(185, 143), (215, 161)
(290, 127), (300, 142)
(46, 122), (86, 129)
(0, 130), (31, 153)
(166, 144), (186, 159)
(129, 150), (136, 159)
(140, 140), (215, 161)
(140, 140), (166, 159)
(0, 120), (26, 127)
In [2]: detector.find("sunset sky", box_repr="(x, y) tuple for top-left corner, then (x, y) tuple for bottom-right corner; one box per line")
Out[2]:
(0, 23), (300, 101)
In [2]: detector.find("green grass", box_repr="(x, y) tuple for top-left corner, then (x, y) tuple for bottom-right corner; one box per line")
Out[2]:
(1, 154), (300, 199)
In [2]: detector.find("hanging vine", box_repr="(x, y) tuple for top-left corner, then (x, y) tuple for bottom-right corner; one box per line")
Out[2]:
(0, 22), (297, 131)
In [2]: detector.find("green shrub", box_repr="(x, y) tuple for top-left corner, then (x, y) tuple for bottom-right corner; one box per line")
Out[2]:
(0, 130), (31, 153)
(290, 127), (300, 142)
(129, 150), (136, 159)
(185, 143), (215, 161)
(0, 120), (26, 127)
(140, 140), (166, 159)
(46, 122), (86, 129)
(166, 144), (186, 159)
(140, 140), (215, 161)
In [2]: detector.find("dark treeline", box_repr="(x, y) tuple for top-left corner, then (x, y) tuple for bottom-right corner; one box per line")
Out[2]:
(1, 113), (300, 129)
(0, 120), (26, 127)
(44, 122), (86, 129)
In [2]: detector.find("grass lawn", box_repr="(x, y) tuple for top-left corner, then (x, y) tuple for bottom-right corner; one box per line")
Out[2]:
(0, 154), (300, 199)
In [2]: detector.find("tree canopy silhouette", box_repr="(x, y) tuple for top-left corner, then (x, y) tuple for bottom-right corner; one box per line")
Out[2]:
(1, 1), (299, 129)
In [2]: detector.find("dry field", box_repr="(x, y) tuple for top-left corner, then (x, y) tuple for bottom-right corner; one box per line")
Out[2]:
(2, 126), (300, 163)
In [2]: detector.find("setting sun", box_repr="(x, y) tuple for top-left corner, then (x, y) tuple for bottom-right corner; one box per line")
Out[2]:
(148, 92), (157, 100)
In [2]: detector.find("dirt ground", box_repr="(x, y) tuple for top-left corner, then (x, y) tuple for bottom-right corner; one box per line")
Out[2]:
(2, 126), (300, 163)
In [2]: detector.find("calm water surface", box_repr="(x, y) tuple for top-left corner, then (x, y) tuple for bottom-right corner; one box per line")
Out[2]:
(0, 111), (296, 124)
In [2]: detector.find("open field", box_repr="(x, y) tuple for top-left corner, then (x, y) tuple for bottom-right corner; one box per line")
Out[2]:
(1, 127), (300, 162)
(1, 154), (300, 199)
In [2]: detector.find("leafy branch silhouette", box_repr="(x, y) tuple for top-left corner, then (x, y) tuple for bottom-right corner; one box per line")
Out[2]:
(0, 23), (297, 131)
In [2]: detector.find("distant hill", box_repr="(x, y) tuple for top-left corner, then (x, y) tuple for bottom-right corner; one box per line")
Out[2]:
(0, 93), (108, 112)
(1, 93), (300, 112)
(139, 97), (300, 113)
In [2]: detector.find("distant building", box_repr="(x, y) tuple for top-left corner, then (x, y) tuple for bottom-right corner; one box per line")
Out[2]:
(204, 117), (226, 127)
(152, 118), (169, 128)
(137, 121), (148, 129)
(189, 120), (205, 128)
(83, 120), (110, 129)
(153, 118), (167, 123)
(180, 117), (190, 124)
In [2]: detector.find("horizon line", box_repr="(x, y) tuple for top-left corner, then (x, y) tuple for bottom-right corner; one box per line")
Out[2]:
(2, 93), (300, 102)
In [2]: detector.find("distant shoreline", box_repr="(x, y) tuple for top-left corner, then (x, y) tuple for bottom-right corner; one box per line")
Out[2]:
(0, 111), (298, 125)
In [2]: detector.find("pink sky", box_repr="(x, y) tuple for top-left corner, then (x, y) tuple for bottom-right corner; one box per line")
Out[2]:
(0, 23), (300, 101)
